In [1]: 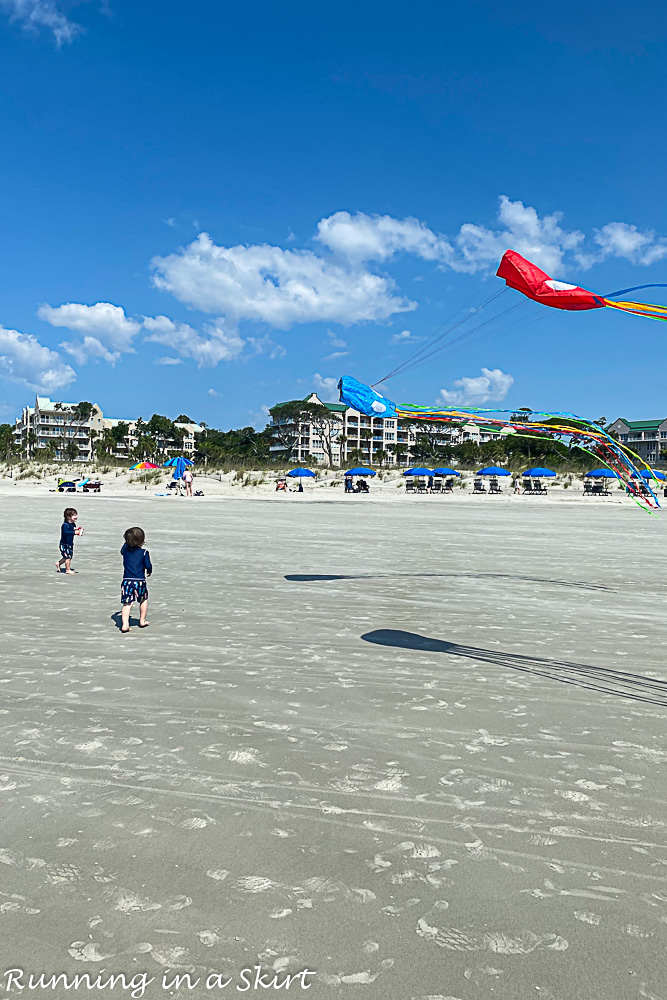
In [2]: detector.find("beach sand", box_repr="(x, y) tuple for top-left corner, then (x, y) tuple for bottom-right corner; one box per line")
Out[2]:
(1, 492), (666, 998)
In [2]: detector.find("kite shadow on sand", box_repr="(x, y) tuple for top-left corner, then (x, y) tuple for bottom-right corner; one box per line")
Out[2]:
(285, 572), (610, 592)
(361, 629), (667, 707)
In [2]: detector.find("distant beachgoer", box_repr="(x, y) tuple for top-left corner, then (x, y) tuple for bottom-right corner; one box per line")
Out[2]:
(513, 476), (521, 494)
(427, 475), (434, 493)
(120, 526), (152, 633)
(276, 479), (287, 491)
(183, 467), (194, 497)
(56, 507), (83, 575)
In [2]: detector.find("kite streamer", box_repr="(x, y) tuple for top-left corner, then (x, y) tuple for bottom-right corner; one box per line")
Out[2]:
(497, 249), (667, 322)
(338, 375), (661, 513)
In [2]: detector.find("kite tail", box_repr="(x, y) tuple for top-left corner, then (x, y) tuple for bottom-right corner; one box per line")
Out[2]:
(602, 298), (667, 322)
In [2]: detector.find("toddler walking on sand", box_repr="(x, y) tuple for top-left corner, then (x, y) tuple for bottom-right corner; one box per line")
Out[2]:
(120, 526), (152, 633)
(56, 507), (83, 574)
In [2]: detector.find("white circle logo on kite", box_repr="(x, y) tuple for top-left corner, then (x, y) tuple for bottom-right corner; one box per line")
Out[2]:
(545, 280), (578, 291)
(371, 401), (387, 413)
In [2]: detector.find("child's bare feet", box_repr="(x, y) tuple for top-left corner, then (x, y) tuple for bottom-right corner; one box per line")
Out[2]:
(139, 621), (150, 628)
(121, 627), (130, 633)
(55, 561), (61, 572)
(65, 569), (76, 575)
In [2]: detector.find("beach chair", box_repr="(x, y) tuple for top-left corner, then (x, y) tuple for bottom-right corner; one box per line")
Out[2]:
(443, 478), (454, 492)
(432, 480), (442, 493)
(583, 481), (593, 496)
(405, 479), (415, 493)
(416, 480), (427, 493)
(473, 479), (486, 493)
(489, 477), (502, 494)
(523, 479), (534, 494)
(532, 478), (547, 495)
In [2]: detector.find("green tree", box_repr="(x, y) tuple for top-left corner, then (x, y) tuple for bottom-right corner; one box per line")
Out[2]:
(269, 400), (330, 461)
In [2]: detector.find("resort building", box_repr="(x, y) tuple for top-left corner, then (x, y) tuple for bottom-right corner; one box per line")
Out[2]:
(609, 417), (667, 465)
(13, 396), (202, 461)
(270, 392), (506, 467)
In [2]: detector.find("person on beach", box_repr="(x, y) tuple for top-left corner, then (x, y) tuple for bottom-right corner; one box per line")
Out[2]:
(183, 467), (194, 497)
(56, 507), (83, 574)
(513, 476), (521, 494)
(120, 526), (152, 633)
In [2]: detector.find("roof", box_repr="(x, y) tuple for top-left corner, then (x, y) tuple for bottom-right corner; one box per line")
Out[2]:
(614, 418), (667, 430)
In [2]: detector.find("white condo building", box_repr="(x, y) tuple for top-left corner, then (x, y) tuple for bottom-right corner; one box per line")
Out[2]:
(270, 392), (507, 466)
(13, 396), (202, 462)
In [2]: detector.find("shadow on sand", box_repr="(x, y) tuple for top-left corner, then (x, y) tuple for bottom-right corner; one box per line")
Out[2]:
(285, 572), (609, 592)
(361, 628), (667, 706)
(110, 612), (146, 632)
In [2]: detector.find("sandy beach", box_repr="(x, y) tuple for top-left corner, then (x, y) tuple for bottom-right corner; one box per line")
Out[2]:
(1, 492), (666, 998)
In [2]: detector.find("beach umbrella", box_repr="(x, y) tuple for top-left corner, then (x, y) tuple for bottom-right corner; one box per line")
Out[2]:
(403, 467), (434, 476)
(477, 466), (511, 476)
(164, 456), (194, 467)
(287, 467), (316, 487)
(631, 469), (667, 481)
(345, 467), (377, 476)
(432, 467), (461, 476)
(585, 469), (619, 478)
(130, 461), (160, 490)
(522, 467), (556, 477)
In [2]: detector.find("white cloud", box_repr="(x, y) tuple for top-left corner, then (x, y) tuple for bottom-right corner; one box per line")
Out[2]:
(587, 222), (667, 267)
(326, 329), (347, 349)
(315, 198), (667, 278)
(313, 373), (340, 402)
(455, 196), (584, 274)
(0, 324), (76, 392)
(151, 234), (415, 327)
(0, 0), (82, 44)
(38, 301), (141, 364)
(154, 356), (182, 366)
(438, 367), (514, 407)
(323, 351), (348, 360)
(208, 388), (220, 397)
(316, 211), (454, 264)
(143, 315), (245, 367)
(390, 329), (416, 344)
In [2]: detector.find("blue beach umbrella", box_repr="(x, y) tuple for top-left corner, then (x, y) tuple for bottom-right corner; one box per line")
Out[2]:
(403, 467), (434, 476)
(164, 456), (194, 467)
(522, 467), (556, 477)
(287, 468), (316, 478)
(585, 469), (619, 478)
(432, 467), (461, 476)
(631, 469), (667, 481)
(477, 466), (511, 476)
(345, 467), (377, 476)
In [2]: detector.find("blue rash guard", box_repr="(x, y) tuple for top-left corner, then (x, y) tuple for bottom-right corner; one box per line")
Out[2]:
(60, 521), (76, 547)
(120, 544), (153, 581)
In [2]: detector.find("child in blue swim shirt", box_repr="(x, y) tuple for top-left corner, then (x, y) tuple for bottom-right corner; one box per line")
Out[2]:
(56, 507), (83, 574)
(120, 526), (152, 633)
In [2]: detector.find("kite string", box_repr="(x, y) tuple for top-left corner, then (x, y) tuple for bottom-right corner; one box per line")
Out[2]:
(373, 279), (505, 386)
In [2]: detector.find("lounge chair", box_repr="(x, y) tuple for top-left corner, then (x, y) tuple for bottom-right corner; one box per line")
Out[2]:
(405, 479), (415, 493)
(432, 480), (442, 493)
(531, 478), (547, 495)
(523, 479), (534, 494)
(583, 481), (594, 496)
(416, 480), (427, 494)
(473, 479), (486, 494)
(443, 478), (454, 492)
(489, 478), (502, 494)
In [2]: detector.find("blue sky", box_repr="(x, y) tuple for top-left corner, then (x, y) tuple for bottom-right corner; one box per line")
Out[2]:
(2, 0), (667, 427)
